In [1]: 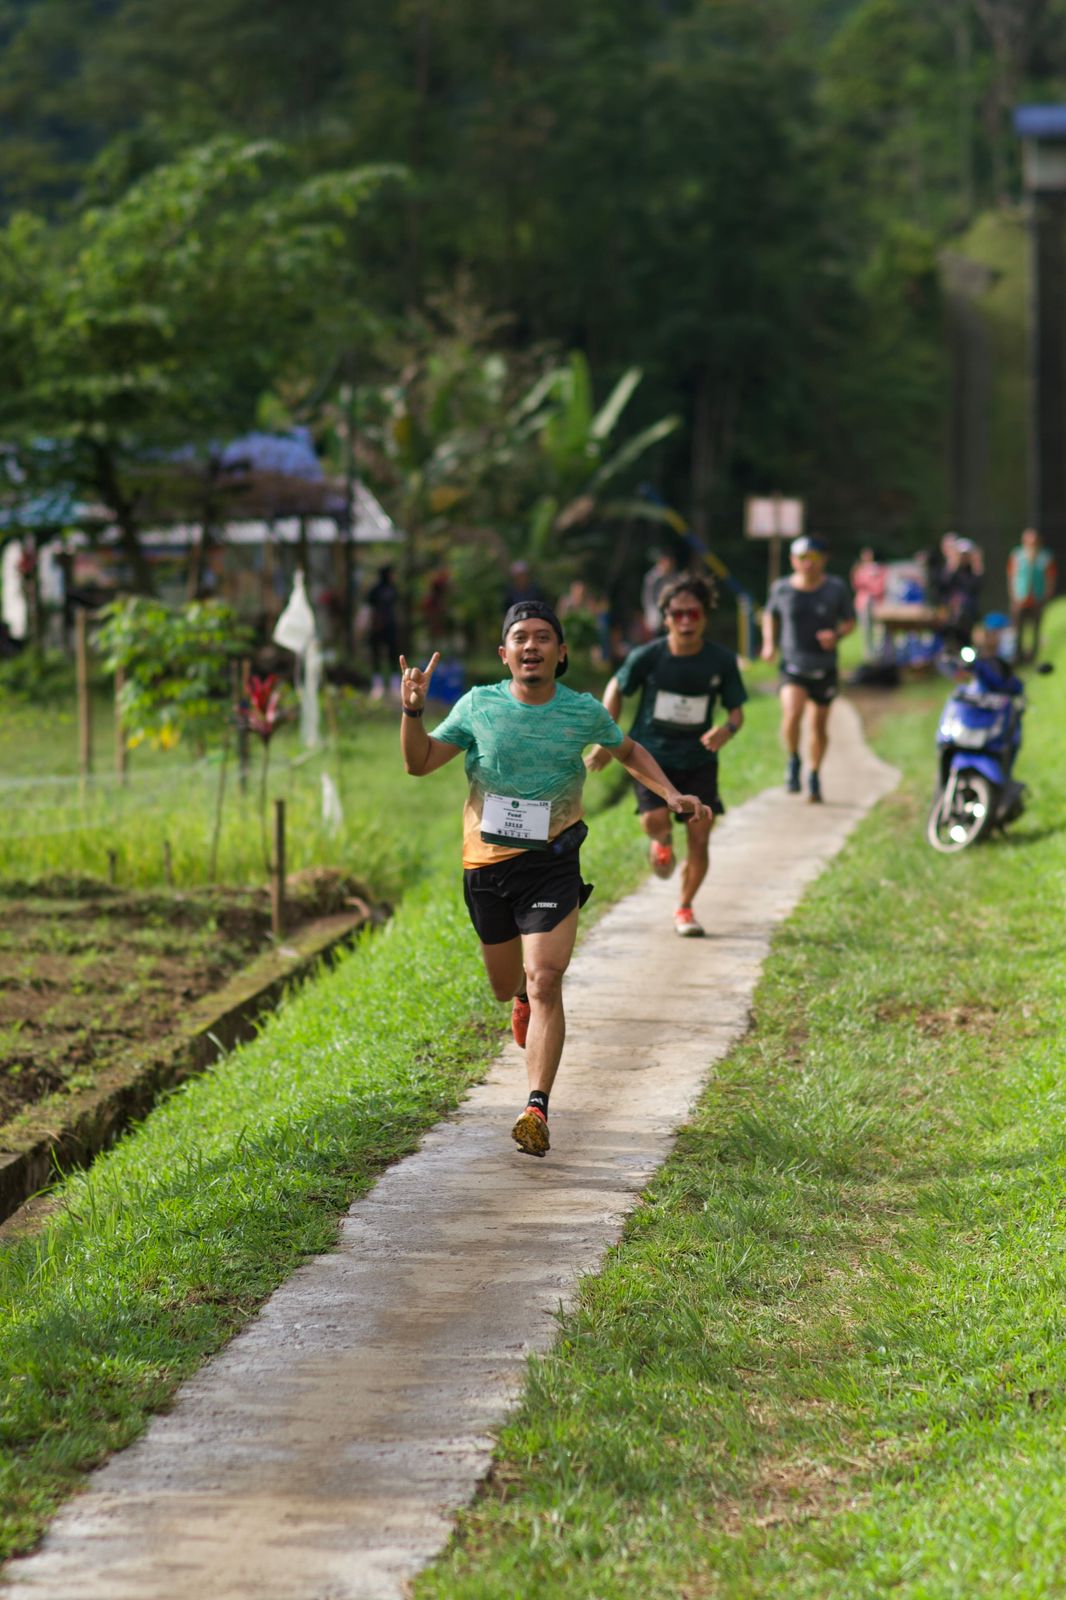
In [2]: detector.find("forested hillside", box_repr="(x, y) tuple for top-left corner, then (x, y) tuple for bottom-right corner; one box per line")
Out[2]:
(2, 0), (1064, 592)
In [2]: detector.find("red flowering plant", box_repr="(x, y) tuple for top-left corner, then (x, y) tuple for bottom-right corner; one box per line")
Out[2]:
(236, 674), (291, 872)
(242, 674), (282, 741)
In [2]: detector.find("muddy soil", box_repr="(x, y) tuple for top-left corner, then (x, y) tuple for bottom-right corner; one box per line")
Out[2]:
(0, 869), (375, 1123)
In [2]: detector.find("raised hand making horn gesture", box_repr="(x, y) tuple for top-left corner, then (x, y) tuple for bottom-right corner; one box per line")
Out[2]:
(398, 651), (440, 714)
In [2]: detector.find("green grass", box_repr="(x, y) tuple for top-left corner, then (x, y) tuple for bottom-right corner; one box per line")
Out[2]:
(0, 651), (781, 898)
(0, 671), (783, 1561)
(0, 694), (468, 900)
(415, 606), (1066, 1600)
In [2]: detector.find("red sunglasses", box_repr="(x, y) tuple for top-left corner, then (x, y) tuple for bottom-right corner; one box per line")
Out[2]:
(666, 606), (702, 621)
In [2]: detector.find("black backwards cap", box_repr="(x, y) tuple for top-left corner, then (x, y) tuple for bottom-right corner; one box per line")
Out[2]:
(501, 601), (569, 677)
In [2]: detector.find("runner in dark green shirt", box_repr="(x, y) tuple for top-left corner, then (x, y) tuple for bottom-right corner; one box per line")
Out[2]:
(587, 573), (747, 937)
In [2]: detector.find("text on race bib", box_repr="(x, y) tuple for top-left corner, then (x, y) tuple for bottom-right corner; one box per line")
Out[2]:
(480, 792), (552, 850)
(652, 689), (710, 728)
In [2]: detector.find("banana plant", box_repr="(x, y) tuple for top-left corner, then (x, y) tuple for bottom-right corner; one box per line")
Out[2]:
(510, 352), (679, 561)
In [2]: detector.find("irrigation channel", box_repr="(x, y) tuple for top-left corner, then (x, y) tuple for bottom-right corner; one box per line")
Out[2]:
(4, 700), (898, 1600)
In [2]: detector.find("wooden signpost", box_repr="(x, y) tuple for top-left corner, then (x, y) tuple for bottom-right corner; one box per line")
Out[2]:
(744, 494), (805, 593)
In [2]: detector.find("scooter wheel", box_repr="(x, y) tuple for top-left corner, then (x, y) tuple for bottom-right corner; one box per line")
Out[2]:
(926, 771), (995, 853)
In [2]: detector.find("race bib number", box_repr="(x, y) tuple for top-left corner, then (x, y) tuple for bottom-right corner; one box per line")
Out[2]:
(480, 792), (552, 850)
(652, 689), (709, 728)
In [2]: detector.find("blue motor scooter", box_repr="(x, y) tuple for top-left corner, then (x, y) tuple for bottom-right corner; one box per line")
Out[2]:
(926, 627), (1053, 854)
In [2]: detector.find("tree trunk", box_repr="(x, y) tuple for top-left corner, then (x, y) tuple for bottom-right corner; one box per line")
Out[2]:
(972, 0), (1041, 204)
(690, 369), (735, 551)
(91, 441), (154, 595)
(341, 360), (358, 662)
(188, 457), (225, 600)
(954, 3), (975, 223)
(407, 7), (432, 307)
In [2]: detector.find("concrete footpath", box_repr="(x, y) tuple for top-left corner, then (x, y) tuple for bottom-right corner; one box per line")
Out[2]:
(4, 699), (898, 1600)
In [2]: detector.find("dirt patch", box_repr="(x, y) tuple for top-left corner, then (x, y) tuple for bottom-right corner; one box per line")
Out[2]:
(875, 999), (1002, 1038)
(0, 870), (377, 1123)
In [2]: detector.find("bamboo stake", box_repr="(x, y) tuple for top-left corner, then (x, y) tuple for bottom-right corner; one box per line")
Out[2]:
(271, 799), (286, 940)
(208, 727), (231, 884)
(237, 658), (250, 794)
(114, 665), (127, 785)
(76, 609), (92, 798)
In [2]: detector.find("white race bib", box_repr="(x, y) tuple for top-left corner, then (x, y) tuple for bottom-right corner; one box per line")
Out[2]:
(652, 689), (709, 728)
(480, 792), (552, 850)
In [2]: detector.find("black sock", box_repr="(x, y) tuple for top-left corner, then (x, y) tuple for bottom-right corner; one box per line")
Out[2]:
(527, 1089), (549, 1116)
(516, 986), (528, 1003)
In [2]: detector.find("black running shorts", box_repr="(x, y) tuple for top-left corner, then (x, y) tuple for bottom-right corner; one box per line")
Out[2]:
(780, 666), (838, 705)
(463, 838), (593, 945)
(632, 757), (724, 818)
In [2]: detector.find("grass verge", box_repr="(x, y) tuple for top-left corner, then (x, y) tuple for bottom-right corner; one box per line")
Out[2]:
(0, 673), (782, 1561)
(0, 699), (464, 900)
(415, 607), (1066, 1600)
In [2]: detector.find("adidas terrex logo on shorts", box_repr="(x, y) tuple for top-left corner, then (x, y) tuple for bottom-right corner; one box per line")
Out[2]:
(531, 901), (558, 909)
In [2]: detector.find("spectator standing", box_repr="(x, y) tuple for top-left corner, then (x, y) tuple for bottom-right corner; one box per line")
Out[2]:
(850, 546), (886, 658)
(556, 578), (610, 667)
(420, 567), (452, 654)
(640, 550), (678, 637)
(503, 559), (547, 610)
(1008, 528), (1057, 662)
(940, 537), (984, 648)
(927, 532), (957, 605)
(366, 563), (400, 697)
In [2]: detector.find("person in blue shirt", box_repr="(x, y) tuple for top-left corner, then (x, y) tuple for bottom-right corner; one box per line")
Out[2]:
(949, 613), (1025, 785)
(962, 612), (1023, 697)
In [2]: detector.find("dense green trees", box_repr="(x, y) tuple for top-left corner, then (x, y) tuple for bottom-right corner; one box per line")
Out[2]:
(1, 0), (1061, 601)
(0, 139), (399, 587)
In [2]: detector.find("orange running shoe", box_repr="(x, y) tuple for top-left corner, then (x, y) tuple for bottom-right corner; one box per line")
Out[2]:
(511, 995), (531, 1048)
(649, 839), (676, 879)
(511, 1104), (550, 1157)
(673, 906), (705, 938)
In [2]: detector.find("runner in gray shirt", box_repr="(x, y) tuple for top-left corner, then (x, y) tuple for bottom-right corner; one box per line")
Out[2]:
(761, 535), (855, 802)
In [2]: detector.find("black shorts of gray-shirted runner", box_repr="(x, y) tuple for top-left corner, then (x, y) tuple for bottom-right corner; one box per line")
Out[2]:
(779, 666), (839, 706)
(633, 758), (724, 817)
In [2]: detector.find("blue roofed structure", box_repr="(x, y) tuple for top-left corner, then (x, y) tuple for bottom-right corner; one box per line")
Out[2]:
(0, 490), (95, 535)
(1014, 106), (1066, 140)
(216, 428), (324, 480)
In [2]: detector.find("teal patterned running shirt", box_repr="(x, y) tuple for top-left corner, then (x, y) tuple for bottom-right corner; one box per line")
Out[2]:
(431, 680), (624, 866)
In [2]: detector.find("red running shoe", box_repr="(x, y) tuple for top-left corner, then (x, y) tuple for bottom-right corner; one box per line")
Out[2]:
(511, 995), (531, 1049)
(511, 1104), (550, 1157)
(673, 906), (705, 938)
(649, 839), (675, 879)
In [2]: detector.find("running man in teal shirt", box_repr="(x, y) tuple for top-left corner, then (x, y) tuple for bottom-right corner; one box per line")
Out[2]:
(399, 601), (710, 1158)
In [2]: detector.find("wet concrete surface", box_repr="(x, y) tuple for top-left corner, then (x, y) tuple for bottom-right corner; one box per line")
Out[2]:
(3, 699), (898, 1600)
